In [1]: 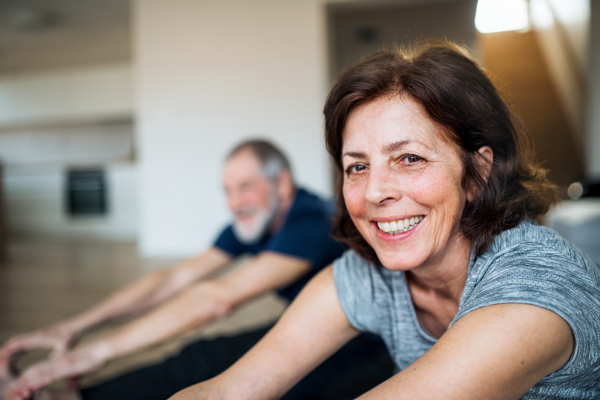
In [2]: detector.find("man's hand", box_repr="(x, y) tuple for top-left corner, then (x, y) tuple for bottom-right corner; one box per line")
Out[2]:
(6, 342), (112, 400)
(0, 324), (80, 375)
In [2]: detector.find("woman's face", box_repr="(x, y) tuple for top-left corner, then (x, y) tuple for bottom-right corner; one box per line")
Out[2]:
(341, 95), (470, 271)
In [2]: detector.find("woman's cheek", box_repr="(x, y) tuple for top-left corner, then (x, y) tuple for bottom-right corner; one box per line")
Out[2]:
(410, 168), (451, 204)
(343, 181), (366, 218)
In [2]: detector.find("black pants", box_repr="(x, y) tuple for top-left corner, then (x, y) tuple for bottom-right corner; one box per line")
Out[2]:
(80, 325), (394, 400)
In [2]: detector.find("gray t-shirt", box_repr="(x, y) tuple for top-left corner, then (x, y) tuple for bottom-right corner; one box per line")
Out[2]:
(333, 220), (600, 398)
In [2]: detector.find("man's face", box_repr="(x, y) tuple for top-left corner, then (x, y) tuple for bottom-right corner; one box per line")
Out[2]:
(223, 149), (279, 244)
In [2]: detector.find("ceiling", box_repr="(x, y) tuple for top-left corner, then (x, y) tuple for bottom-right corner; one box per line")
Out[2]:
(0, 0), (131, 74)
(0, 0), (471, 75)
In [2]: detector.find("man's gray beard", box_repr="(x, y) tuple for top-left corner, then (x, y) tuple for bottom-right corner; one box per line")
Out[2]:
(233, 193), (280, 244)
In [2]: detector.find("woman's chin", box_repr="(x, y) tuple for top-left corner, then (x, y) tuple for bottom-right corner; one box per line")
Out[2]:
(377, 254), (422, 271)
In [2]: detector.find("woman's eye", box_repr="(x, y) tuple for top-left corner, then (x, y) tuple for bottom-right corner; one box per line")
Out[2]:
(401, 154), (423, 165)
(346, 164), (367, 175)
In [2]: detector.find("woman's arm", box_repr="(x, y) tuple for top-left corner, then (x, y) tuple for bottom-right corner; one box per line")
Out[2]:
(172, 277), (573, 400)
(358, 303), (573, 400)
(169, 265), (359, 400)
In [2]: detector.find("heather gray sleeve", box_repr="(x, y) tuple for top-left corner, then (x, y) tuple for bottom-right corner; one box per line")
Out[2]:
(455, 242), (600, 380)
(332, 250), (381, 334)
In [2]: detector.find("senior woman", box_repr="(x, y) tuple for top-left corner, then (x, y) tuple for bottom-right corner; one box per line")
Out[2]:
(171, 42), (600, 399)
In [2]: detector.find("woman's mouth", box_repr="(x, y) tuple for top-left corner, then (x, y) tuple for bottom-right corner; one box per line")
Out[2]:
(376, 216), (424, 235)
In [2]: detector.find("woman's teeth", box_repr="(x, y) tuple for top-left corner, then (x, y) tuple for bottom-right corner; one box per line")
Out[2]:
(377, 216), (423, 235)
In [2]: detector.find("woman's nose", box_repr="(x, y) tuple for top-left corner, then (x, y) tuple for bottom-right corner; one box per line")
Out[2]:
(364, 168), (401, 205)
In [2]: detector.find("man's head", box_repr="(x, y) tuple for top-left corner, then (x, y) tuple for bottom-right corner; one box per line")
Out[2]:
(223, 140), (295, 244)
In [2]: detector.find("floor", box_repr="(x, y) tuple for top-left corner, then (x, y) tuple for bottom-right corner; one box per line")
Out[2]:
(0, 237), (286, 386)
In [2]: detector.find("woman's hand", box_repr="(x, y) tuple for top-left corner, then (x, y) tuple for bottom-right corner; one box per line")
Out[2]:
(6, 342), (112, 400)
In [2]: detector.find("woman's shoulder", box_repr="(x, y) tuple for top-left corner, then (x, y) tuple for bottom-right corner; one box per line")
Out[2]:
(490, 219), (571, 251)
(485, 220), (598, 276)
(465, 220), (600, 297)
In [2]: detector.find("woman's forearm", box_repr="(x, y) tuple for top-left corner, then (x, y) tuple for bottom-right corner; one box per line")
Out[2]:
(170, 266), (358, 400)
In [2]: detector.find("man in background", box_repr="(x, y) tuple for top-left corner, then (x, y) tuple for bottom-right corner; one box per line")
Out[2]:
(1, 140), (393, 400)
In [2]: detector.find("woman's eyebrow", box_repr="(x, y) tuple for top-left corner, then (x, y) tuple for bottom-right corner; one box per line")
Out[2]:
(342, 151), (366, 159)
(382, 140), (412, 154)
(343, 140), (416, 159)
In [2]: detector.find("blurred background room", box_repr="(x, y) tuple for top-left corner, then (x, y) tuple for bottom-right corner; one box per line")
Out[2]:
(0, 0), (598, 384)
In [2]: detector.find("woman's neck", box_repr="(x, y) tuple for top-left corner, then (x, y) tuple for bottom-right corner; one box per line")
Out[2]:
(406, 235), (472, 305)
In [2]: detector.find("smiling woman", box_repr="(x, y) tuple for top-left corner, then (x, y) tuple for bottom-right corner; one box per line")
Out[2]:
(325, 43), (557, 265)
(340, 96), (474, 274)
(168, 42), (600, 400)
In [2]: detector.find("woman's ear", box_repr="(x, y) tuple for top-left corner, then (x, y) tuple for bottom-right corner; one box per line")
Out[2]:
(477, 146), (494, 182)
(467, 146), (493, 202)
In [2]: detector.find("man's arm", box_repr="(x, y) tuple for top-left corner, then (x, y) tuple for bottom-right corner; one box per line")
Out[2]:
(83, 251), (312, 360)
(8, 252), (312, 398)
(0, 247), (230, 373)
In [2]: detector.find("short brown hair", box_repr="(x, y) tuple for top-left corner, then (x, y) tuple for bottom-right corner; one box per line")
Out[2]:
(324, 41), (557, 264)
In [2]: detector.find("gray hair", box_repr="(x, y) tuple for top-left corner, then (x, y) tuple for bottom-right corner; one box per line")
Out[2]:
(227, 139), (294, 183)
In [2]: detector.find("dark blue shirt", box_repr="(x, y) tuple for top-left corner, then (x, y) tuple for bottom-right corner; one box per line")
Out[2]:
(213, 188), (346, 301)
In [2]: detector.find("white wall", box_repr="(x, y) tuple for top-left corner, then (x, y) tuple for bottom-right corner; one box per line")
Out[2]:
(4, 163), (137, 240)
(134, 0), (331, 257)
(0, 63), (133, 126)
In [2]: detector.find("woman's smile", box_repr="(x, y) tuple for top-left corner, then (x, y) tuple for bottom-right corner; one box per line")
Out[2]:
(371, 215), (425, 244)
(375, 215), (424, 235)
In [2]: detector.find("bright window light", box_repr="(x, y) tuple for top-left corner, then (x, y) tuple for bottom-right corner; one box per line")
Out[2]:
(530, 0), (554, 30)
(475, 0), (529, 33)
